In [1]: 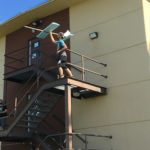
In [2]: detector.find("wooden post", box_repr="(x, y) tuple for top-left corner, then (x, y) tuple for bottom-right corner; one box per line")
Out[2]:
(14, 97), (18, 116)
(81, 56), (85, 81)
(65, 85), (73, 149)
(24, 26), (58, 35)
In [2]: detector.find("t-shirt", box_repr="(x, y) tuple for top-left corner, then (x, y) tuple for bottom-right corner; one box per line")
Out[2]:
(56, 40), (67, 57)
(0, 105), (7, 117)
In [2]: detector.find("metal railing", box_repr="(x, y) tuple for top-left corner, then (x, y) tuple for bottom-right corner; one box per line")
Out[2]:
(4, 46), (107, 116)
(6, 67), (57, 122)
(3, 50), (57, 132)
(66, 49), (107, 81)
(4, 43), (107, 77)
(38, 114), (87, 146)
(4, 46), (28, 72)
(38, 132), (112, 150)
(4, 45), (58, 115)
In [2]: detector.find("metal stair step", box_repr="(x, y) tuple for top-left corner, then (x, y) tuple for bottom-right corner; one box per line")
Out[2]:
(20, 119), (41, 123)
(34, 99), (57, 105)
(42, 90), (64, 96)
(46, 137), (64, 149)
(37, 96), (51, 101)
(16, 124), (37, 129)
(33, 97), (61, 107)
(40, 69), (56, 82)
(32, 103), (53, 108)
(25, 114), (44, 119)
(5, 79), (64, 135)
(29, 108), (49, 113)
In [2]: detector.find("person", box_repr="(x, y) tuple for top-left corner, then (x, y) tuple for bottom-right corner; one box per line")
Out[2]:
(0, 99), (7, 130)
(49, 31), (73, 79)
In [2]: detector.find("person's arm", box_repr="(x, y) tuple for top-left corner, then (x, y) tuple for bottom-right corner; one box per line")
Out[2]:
(0, 108), (7, 114)
(3, 108), (7, 114)
(49, 32), (56, 44)
(57, 45), (68, 54)
(0, 110), (7, 114)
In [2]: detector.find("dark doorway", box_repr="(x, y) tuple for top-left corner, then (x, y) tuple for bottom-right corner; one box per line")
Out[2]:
(28, 39), (41, 66)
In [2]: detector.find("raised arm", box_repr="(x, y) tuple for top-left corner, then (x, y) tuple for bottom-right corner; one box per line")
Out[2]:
(49, 32), (56, 44)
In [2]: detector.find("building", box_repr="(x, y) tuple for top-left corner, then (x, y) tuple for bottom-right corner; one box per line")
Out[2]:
(0, 0), (150, 149)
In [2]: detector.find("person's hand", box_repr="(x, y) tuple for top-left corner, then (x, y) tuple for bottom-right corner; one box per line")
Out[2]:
(56, 51), (60, 55)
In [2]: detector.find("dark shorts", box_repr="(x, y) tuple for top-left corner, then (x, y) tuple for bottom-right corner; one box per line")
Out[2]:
(57, 55), (67, 69)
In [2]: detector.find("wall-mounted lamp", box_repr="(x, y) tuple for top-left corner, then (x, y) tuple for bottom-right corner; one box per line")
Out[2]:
(32, 20), (43, 27)
(89, 32), (98, 40)
(72, 88), (81, 99)
(32, 29), (36, 33)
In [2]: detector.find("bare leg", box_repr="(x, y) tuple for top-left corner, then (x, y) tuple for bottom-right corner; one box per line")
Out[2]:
(58, 66), (64, 78)
(65, 68), (73, 77)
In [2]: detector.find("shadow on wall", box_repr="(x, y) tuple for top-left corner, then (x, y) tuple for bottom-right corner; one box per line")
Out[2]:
(147, 0), (150, 2)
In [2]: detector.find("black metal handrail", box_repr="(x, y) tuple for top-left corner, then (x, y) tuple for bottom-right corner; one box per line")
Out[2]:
(5, 48), (57, 112)
(5, 47), (27, 72)
(7, 66), (56, 119)
(4, 41), (56, 72)
(4, 40), (51, 71)
(5, 55), (24, 62)
(4, 50), (58, 131)
(5, 71), (37, 109)
(50, 114), (87, 144)
(38, 132), (112, 149)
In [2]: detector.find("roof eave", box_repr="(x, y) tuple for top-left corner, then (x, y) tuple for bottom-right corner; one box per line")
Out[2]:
(0, 0), (85, 38)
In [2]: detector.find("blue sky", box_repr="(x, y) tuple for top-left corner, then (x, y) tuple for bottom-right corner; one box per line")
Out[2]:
(0, 0), (50, 24)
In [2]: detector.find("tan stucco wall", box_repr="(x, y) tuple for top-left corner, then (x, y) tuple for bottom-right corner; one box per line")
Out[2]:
(0, 37), (5, 100)
(70, 0), (150, 149)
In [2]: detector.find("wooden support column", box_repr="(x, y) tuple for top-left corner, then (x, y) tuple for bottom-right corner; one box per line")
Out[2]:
(65, 85), (73, 149)
(3, 79), (7, 105)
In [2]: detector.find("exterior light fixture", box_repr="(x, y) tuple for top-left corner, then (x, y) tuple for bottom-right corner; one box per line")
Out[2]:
(72, 91), (80, 97)
(32, 20), (43, 27)
(72, 88), (81, 99)
(89, 32), (98, 40)
(32, 29), (36, 33)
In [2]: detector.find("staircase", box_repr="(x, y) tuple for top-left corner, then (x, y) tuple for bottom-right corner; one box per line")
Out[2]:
(15, 91), (62, 132)
(3, 48), (108, 149)
(33, 133), (64, 150)
(1, 65), (66, 143)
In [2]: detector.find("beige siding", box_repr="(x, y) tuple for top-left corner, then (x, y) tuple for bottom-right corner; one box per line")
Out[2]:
(70, 0), (149, 149)
(71, 9), (145, 61)
(0, 37), (5, 99)
(70, 0), (142, 33)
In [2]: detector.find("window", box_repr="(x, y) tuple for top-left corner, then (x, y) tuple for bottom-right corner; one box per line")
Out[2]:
(32, 50), (40, 59)
(29, 39), (41, 66)
(32, 41), (40, 49)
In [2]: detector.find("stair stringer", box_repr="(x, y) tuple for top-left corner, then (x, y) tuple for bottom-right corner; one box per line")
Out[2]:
(33, 66), (57, 82)
(4, 79), (67, 137)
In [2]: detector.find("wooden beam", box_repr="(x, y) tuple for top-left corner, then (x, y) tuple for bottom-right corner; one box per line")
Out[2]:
(65, 85), (73, 149)
(67, 78), (101, 93)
